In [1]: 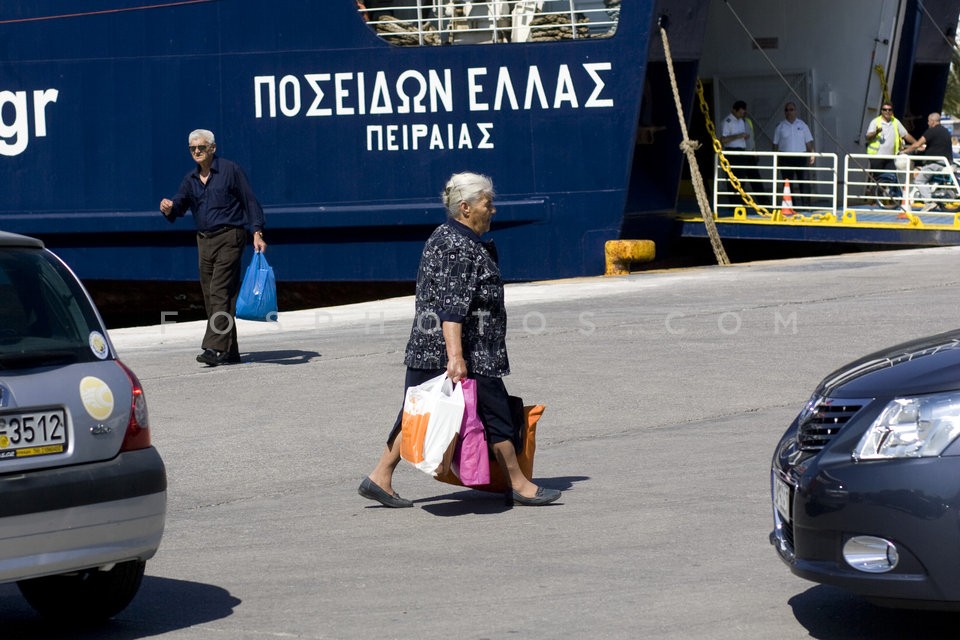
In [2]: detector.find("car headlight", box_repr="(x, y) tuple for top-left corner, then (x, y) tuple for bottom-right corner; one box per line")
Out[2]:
(854, 393), (960, 460)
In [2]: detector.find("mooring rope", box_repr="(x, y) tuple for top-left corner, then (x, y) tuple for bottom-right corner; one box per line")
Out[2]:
(659, 25), (730, 266)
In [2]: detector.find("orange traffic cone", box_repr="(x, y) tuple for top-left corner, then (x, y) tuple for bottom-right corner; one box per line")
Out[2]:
(780, 179), (795, 216)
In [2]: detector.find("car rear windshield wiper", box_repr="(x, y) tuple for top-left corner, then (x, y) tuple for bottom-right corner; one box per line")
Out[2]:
(0, 350), (80, 369)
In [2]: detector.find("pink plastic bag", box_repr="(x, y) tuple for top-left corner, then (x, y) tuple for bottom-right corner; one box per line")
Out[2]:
(452, 378), (490, 486)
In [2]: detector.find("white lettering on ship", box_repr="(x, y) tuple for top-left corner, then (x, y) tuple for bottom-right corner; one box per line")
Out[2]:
(366, 122), (494, 151)
(0, 89), (58, 157)
(254, 63), (612, 152)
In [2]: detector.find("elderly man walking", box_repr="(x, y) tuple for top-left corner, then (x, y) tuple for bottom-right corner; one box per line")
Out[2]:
(159, 129), (267, 366)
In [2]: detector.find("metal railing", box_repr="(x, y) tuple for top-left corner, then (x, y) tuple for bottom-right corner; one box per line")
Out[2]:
(710, 151), (960, 227)
(358, 0), (620, 46)
(843, 153), (960, 222)
(713, 151), (839, 219)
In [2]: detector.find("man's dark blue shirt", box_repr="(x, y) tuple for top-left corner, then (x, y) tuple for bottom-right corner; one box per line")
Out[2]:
(167, 156), (265, 233)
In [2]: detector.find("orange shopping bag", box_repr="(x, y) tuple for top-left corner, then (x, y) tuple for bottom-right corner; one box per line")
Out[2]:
(436, 403), (544, 493)
(399, 374), (464, 476)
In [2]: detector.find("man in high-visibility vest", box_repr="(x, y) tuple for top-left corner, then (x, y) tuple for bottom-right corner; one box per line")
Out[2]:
(865, 102), (916, 173)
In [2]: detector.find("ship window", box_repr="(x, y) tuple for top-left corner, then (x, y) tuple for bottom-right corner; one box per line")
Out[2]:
(358, 0), (620, 46)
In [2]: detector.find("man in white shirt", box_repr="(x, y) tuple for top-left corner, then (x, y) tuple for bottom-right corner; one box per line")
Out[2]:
(773, 102), (815, 208)
(720, 100), (749, 150)
(718, 100), (759, 209)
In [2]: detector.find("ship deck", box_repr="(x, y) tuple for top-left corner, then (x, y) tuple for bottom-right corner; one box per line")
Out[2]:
(679, 205), (960, 246)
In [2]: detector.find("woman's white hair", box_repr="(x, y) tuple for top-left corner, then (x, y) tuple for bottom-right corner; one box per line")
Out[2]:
(188, 129), (216, 145)
(442, 172), (494, 218)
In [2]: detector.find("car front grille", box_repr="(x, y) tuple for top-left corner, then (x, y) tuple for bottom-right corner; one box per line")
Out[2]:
(797, 398), (866, 451)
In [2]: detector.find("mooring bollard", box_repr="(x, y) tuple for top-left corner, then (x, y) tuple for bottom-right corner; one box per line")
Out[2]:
(604, 240), (656, 276)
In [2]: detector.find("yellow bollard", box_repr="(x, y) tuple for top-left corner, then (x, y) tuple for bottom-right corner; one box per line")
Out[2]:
(604, 240), (655, 276)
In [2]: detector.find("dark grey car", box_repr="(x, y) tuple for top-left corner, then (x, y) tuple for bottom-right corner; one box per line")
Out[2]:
(0, 232), (166, 621)
(771, 329), (960, 609)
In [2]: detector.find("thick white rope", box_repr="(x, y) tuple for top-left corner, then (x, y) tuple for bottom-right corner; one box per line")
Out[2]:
(660, 26), (730, 266)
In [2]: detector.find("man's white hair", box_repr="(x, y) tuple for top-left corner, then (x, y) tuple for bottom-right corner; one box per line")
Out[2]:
(188, 129), (216, 144)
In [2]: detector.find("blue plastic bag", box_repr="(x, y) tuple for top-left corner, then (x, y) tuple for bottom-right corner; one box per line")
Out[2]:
(236, 252), (278, 321)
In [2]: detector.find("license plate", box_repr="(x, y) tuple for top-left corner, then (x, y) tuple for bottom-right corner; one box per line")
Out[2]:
(773, 474), (792, 523)
(0, 410), (68, 459)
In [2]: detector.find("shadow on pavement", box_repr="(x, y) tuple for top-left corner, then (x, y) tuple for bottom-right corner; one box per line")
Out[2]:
(0, 576), (241, 639)
(242, 349), (320, 365)
(789, 584), (960, 638)
(415, 475), (588, 517)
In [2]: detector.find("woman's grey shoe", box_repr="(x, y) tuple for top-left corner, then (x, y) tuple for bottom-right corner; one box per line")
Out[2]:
(510, 486), (562, 506)
(358, 477), (414, 508)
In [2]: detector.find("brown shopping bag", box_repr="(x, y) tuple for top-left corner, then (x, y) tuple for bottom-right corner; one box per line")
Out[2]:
(436, 403), (544, 493)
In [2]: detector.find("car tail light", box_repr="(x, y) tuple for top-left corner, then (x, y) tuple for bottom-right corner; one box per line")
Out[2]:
(115, 360), (151, 451)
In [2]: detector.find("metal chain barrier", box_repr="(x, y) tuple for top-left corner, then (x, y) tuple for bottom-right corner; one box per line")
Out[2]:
(660, 26), (729, 265)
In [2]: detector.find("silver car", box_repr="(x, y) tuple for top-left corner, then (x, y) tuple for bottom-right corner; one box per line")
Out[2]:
(0, 231), (166, 622)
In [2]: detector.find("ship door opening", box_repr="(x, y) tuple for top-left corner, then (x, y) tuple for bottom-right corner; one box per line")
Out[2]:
(624, 60), (701, 218)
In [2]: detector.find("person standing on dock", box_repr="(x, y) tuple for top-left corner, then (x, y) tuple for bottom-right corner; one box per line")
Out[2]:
(773, 102), (815, 209)
(865, 102), (916, 174)
(719, 100), (760, 209)
(159, 129), (267, 366)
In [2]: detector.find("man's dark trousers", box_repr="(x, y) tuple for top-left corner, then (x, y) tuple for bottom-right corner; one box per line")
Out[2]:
(197, 227), (244, 357)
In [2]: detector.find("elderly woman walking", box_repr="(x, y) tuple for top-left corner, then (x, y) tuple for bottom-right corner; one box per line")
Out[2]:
(359, 172), (561, 508)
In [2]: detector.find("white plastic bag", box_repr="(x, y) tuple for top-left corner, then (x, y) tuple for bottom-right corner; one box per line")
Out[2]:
(399, 374), (465, 476)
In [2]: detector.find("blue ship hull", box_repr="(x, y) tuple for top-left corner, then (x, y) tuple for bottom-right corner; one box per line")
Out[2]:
(7, 1), (952, 283)
(0, 0), (704, 282)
